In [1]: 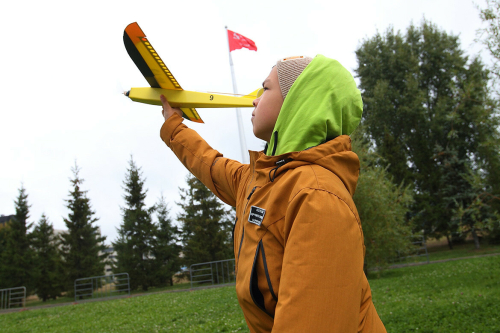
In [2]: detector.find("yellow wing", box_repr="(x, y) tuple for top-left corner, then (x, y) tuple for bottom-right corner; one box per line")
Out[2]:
(124, 22), (203, 123)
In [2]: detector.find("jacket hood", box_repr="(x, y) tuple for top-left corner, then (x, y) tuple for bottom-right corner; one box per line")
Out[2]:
(253, 135), (360, 196)
(265, 54), (363, 156)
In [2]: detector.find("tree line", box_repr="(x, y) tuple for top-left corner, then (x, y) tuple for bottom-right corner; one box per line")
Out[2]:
(112, 158), (233, 291)
(0, 158), (233, 301)
(0, 166), (108, 301)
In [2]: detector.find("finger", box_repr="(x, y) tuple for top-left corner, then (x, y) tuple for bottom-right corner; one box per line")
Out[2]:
(160, 95), (168, 117)
(160, 94), (169, 108)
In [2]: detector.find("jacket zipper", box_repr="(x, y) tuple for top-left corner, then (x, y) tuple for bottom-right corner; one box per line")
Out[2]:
(236, 186), (257, 272)
(237, 227), (245, 262)
(232, 217), (238, 249)
(260, 241), (277, 301)
(249, 240), (275, 318)
(246, 186), (256, 202)
(242, 186), (257, 221)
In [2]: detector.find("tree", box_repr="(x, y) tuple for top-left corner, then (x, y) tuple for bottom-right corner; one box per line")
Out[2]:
(355, 20), (500, 247)
(0, 217), (12, 280)
(60, 164), (108, 292)
(476, 0), (500, 81)
(352, 130), (414, 273)
(113, 157), (156, 291)
(177, 173), (233, 269)
(32, 214), (64, 301)
(152, 195), (181, 286)
(453, 167), (500, 247)
(475, 0), (500, 219)
(0, 185), (36, 293)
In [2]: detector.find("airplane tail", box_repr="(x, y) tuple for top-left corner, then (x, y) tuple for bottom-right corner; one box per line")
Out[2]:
(180, 108), (203, 123)
(243, 89), (261, 99)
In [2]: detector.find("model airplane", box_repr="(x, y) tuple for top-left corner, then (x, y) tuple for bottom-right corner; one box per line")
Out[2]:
(124, 22), (260, 123)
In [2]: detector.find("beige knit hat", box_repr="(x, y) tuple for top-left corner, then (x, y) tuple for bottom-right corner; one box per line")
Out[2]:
(276, 56), (313, 100)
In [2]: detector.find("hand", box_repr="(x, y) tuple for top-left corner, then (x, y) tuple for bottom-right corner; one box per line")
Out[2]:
(160, 95), (183, 121)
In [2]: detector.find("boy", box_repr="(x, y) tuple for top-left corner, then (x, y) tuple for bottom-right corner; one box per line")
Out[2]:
(160, 55), (386, 332)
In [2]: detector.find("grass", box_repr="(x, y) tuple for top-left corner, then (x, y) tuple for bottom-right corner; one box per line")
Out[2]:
(369, 255), (500, 332)
(22, 241), (500, 308)
(24, 282), (194, 308)
(1, 285), (247, 332)
(1, 255), (499, 332)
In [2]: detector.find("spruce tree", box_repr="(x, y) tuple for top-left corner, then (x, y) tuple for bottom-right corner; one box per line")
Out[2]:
(32, 214), (64, 301)
(60, 164), (108, 292)
(0, 185), (35, 293)
(0, 227), (6, 259)
(355, 20), (500, 246)
(0, 217), (11, 286)
(177, 174), (232, 269)
(152, 195), (181, 286)
(113, 157), (156, 291)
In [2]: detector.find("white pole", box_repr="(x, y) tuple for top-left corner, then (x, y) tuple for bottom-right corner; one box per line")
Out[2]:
(225, 26), (249, 164)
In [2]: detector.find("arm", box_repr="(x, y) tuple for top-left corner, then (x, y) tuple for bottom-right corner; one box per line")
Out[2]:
(272, 189), (365, 333)
(159, 95), (245, 206)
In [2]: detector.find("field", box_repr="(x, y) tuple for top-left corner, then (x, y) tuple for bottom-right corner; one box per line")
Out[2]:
(18, 240), (500, 309)
(1, 254), (499, 332)
(392, 239), (500, 265)
(369, 255), (500, 332)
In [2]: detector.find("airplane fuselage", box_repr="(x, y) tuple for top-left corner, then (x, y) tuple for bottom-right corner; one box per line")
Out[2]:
(126, 88), (255, 109)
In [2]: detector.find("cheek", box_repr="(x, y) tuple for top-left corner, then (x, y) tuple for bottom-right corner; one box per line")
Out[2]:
(269, 97), (282, 123)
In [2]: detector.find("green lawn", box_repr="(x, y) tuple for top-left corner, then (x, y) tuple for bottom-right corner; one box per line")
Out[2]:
(391, 240), (500, 265)
(23, 282), (194, 308)
(369, 256), (500, 332)
(21, 242), (500, 308)
(1, 256), (499, 332)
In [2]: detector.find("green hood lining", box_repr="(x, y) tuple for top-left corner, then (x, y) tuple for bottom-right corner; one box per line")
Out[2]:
(265, 54), (363, 156)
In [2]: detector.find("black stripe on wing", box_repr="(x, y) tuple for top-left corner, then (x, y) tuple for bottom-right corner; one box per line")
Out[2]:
(123, 31), (160, 88)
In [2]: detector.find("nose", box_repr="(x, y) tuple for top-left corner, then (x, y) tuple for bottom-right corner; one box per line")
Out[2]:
(253, 97), (260, 107)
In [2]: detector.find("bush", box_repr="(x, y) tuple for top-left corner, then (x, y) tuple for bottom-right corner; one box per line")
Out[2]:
(352, 132), (415, 273)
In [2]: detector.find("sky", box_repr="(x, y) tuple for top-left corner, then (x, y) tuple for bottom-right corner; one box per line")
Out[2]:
(0, 0), (492, 245)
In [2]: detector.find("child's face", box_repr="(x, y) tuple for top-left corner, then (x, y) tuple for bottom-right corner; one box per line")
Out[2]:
(251, 66), (284, 143)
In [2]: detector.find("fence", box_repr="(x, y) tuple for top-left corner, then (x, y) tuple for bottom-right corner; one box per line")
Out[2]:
(190, 259), (235, 289)
(0, 286), (26, 309)
(393, 234), (430, 264)
(74, 273), (130, 302)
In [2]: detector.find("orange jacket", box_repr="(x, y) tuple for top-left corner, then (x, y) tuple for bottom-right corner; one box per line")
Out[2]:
(161, 113), (386, 333)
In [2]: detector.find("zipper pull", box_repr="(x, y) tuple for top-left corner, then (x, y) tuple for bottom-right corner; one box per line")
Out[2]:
(247, 187), (256, 200)
(276, 158), (293, 167)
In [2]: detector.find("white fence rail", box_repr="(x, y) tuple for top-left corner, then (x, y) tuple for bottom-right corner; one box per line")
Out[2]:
(0, 286), (26, 309)
(190, 259), (235, 289)
(74, 273), (130, 302)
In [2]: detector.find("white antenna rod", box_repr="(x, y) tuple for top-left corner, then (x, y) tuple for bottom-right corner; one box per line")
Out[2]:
(225, 26), (249, 164)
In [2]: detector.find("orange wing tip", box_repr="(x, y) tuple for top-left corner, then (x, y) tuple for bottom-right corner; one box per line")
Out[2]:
(125, 22), (146, 44)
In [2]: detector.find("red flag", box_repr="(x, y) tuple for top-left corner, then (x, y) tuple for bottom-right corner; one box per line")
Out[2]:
(227, 30), (257, 52)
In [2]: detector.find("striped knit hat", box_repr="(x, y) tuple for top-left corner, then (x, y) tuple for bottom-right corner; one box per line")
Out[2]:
(276, 56), (313, 100)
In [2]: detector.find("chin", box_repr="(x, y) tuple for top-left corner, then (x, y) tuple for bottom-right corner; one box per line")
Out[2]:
(253, 131), (264, 142)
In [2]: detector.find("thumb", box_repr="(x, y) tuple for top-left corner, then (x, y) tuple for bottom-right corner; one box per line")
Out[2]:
(160, 94), (183, 119)
(160, 94), (171, 111)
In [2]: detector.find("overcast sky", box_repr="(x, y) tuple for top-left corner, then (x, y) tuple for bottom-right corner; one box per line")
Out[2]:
(0, 0), (492, 245)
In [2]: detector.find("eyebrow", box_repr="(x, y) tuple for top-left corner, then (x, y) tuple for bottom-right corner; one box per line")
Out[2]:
(262, 79), (270, 87)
